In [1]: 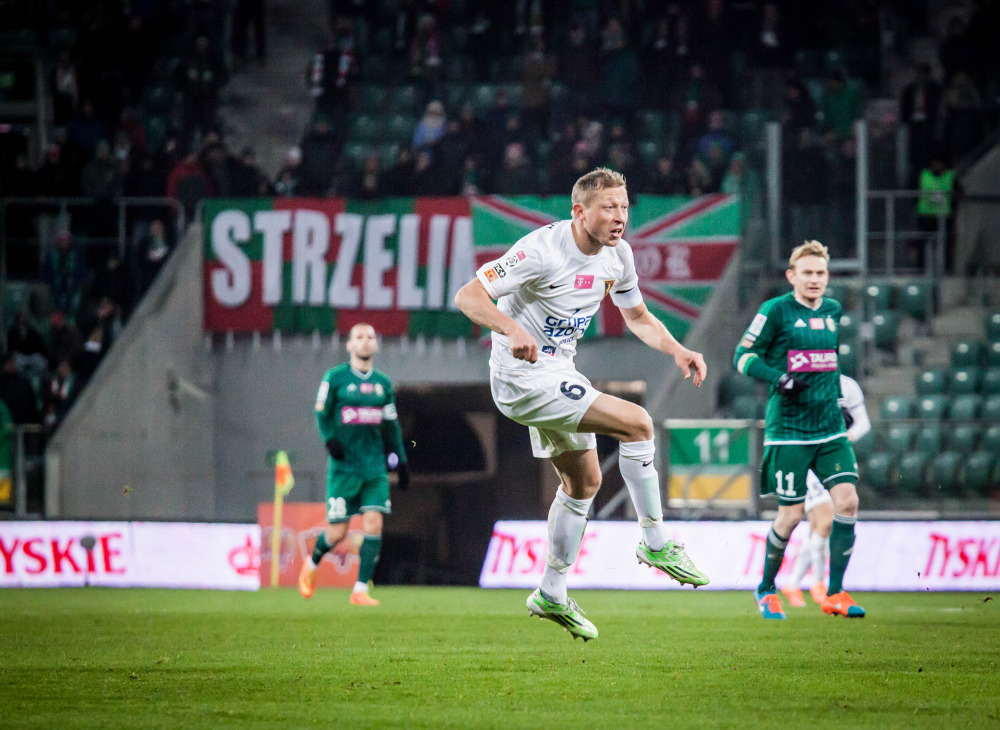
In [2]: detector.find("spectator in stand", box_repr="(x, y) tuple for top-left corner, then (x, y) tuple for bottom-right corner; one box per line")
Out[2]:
(642, 14), (681, 109)
(647, 154), (685, 195)
(694, 110), (738, 191)
(412, 100), (448, 155)
(916, 154), (957, 271)
(461, 155), (485, 195)
(747, 1), (791, 108)
(66, 99), (111, 164)
(599, 17), (641, 128)
(120, 13), (156, 106)
(672, 63), (722, 162)
(693, 0), (735, 105)
(604, 142), (641, 189)
(35, 143), (78, 198)
(137, 219), (172, 291)
(274, 146), (303, 197)
(232, 0), (268, 67)
(43, 359), (78, 432)
(493, 142), (535, 195)
(939, 70), (985, 160)
(50, 48), (80, 127)
(80, 140), (123, 237)
(307, 23), (359, 127)
(347, 153), (387, 200)
(821, 69), (862, 141)
(231, 146), (273, 196)
(383, 147), (416, 197)
(456, 100), (489, 165)
(42, 231), (89, 318)
(436, 120), (469, 194)
(76, 297), (121, 383)
(6, 312), (48, 378)
(299, 117), (341, 197)
(785, 127), (831, 255)
(411, 147), (448, 195)
(520, 34), (555, 143)
(721, 152), (748, 195)
(557, 18), (599, 126)
(177, 35), (225, 145)
(391, 0), (421, 70)
(0, 398), (12, 508)
(200, 138), (238, 198)
(92, 252), (135, 317)
(0, 354), (40, 427)
(47, 312), (82, 373)
(166, 145), (213, 225)
(938, 16), (977, 87)
(408, 13), (446, 106)
(781, 74), (818, 141)
(468, 8), (497, 82)
(685, 158), (712, 197)
(900, 64), (943, 181)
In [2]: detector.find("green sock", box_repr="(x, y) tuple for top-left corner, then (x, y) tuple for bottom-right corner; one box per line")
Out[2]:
(357, 535), (382, 585)
(827, 514), (856, 595)
(758, 526), (789, 593)
(311, 532), (333, 565)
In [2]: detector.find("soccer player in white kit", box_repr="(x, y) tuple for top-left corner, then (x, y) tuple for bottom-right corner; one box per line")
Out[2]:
(454, 168), (709, 641)
(781, 374), (871, 607)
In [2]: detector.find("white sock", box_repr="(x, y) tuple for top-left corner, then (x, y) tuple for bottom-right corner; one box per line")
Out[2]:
(787, 530), (814, 588)
(353, 581), (369, 594)
(539, 488), (593, 605)
(810, 531), (829, 585)
(619, 439), (666, 551)
(307, 556), (318, 570)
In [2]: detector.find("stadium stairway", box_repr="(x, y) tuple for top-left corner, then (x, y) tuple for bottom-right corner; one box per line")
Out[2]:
(216, 0), (329, 178)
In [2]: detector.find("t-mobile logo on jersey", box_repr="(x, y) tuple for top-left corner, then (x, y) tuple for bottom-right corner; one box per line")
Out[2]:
(574, 275), (594, 289)
(787, 349), (838, 372)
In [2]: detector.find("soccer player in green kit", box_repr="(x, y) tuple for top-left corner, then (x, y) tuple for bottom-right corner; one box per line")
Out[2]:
(299, 323), (410, 605)
(734, 241), (865, 620)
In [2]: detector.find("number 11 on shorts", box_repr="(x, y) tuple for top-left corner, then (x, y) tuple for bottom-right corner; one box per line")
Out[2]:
(775, 470), (794, 497)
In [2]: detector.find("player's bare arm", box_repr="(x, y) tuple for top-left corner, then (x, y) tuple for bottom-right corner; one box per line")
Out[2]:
(620, 302), (707, 386)
(454, 278), (538, 363)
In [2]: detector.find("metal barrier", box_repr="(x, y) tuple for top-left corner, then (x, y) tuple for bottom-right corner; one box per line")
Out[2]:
(6, 424), (44, 518)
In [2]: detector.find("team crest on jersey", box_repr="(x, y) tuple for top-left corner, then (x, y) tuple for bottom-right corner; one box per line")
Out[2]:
(575, 274), (594, 289)
(826, 316), (837, 332)
(375, 383), (384, 397)
(603, 279), (615, 298)
(484, 268), (498, 282)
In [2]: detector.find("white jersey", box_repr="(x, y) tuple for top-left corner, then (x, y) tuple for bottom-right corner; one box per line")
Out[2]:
(475, 219), (643, 371)
(805, 375), (870, 509)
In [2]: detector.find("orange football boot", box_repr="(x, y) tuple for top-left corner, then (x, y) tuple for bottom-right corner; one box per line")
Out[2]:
(349, 591), (380, 606)
(298, 561), (316, 599)
(810, 582), (828, 604)
(822, 590), (865, 618)
(781, 586), (807, 607)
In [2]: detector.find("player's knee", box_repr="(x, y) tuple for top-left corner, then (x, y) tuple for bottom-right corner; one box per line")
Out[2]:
(624, 409), (654, 442)
(833, 486), (859, 516)
(563, 472), (601, 500)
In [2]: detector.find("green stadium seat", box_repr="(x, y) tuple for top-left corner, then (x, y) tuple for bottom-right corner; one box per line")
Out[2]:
(987, 341), (1000, 367)
(838, 343), (858, 377)
(881, 395), (914, 420)
(471, 83), (498, 111)
(983, 394), (1000, 421)
(342, 142), (373, 164)
(731, 395), (764, 420)
(350, 114), (384, 143)
(862, 280), (896, 316)
(949, 394), (983, 420)
(358, 84), (388, 111)
(897, 452), (929, 495)
(360, 55), (391, 82)
(377, 143), (401, 168)
(949, 367), (983, 395)
(638, 110), (666, 139)
(638, 140), (661, 167)
(838, 313), (859, 343)
(885, 423), (916, 455)
(390, 85), (419, 114)
(982, 424), (1000, 451)
(964, 451), (998, 496)
(947, 424), (981, 454)
(981, 367), (1000, 395)
(385, 114), (416, 143)
(825, 283), (853, 310)
(916, 395), (949, 419)
(718, 370), (757, 408)
(864, 452), (895, 491)
(951, 340), (985, 367)
(915, 369), (947, 395)
(929, 451), (963, 496)
(915, 424), (944, 453)
(853, 430), (876, 460)
(987, 312), (1000, 340)
(901, 281), (934, 321)
(872, 311), (901, 351)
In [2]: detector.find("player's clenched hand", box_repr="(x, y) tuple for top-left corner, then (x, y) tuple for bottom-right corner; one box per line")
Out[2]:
(507, 323), (538, 363)
(777, 374), (810, 398)
(674, 347), (707, 386)
(325, 438), (345, 460)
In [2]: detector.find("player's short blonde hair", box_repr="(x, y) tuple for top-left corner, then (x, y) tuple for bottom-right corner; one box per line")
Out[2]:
(348, 322), (375, 339)
(788, 240), (830, 269)
(572, 167), (627, 208)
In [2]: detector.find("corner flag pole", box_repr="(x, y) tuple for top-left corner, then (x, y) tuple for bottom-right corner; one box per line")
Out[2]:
(271, 451), (295, 588)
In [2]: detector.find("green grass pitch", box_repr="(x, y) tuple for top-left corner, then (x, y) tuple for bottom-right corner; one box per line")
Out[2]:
(1, 588), (997, 729)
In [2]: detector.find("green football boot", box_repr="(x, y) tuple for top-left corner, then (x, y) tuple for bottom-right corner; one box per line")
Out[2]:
(636, 539), (710, 587)
(526, 589), (598, 641)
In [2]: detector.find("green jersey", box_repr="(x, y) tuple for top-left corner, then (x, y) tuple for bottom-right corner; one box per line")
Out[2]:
(733, 292), (847, 445)
(314, 364), (406, 479)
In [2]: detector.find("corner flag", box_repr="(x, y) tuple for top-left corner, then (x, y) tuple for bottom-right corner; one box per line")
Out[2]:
(270, 450), (295, 587)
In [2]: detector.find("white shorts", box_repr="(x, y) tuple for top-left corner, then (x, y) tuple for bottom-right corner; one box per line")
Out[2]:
(804, 470), (833, 513)
(490, 364), (600, 458)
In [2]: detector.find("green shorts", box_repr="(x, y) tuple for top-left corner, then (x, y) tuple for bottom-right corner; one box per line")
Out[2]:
(325, 468), (391, 523)
(760, 437), (858, 506)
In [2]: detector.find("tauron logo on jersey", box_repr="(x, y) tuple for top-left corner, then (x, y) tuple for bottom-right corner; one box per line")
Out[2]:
(809, 318), (825, 330)
(603, 279), (615, 298)
(341, 406), (384, 424)
(787, 349), (838, 372)
(574, 275), (594, 289)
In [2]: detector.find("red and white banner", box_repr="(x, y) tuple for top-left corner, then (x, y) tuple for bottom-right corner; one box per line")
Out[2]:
(0, 522), (260, 590)
(480, 520), (1000, 591)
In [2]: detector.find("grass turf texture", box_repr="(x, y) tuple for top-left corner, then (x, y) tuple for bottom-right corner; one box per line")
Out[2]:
(1, 588), (997, 729)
